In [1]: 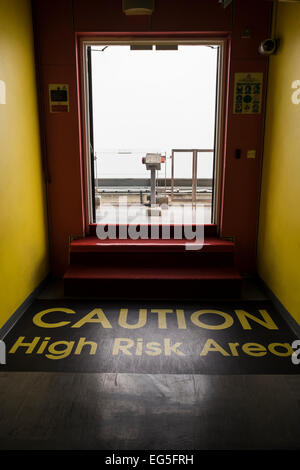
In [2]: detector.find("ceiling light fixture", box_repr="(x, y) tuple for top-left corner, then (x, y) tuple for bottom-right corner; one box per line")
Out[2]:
(122, 0), (154, 16)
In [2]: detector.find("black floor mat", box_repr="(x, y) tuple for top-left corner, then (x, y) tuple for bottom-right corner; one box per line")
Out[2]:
(1, 299), (299, 374)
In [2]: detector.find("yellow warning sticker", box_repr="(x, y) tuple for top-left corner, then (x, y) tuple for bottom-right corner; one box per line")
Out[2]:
(233, 73), (263, 114)
(49, 84), (69, 113)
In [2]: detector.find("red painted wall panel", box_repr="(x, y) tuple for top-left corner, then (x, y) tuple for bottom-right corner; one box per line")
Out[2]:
(40, 63), (85, 274)
(32, 0), (272, 276)
(34, 0), (76, 65)
(73, 0), (232, 32)
(221, 58), (269, 272)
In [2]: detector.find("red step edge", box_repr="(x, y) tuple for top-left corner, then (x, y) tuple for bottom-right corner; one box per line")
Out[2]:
(70, 236), (235, 253)
(64, 264), (242, 281)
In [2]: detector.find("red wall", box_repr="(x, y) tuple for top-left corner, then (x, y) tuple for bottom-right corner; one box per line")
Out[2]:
(32, 0), (272, 276)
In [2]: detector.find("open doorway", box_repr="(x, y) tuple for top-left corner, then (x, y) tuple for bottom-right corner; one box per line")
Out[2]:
(84, 41), (222, 225)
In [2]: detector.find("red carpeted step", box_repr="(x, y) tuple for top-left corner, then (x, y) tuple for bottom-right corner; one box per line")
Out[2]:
(64, 264), (240, 280)
(70, 236), (234, 253)
(70, 251), (235, 268)
(63, 264), (242, 299)
(69, 236), (236, 267)
(64, 224), (241, 298)
(70, 237), (234, 268)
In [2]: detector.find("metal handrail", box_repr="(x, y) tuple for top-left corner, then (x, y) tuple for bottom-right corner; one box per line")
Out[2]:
(171, 149), (214, 204)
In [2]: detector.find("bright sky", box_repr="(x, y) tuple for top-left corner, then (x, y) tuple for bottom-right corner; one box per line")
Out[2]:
(91, 45), (218, 179)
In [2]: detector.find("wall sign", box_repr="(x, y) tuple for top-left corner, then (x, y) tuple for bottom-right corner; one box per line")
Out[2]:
(49, 84), (69, 113)
(233, 73), (263, 114)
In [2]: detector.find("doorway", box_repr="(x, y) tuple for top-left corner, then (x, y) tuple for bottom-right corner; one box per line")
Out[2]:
(83, 41), (222, 225)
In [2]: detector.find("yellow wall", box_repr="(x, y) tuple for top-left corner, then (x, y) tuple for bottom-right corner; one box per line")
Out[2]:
(258, 3), (300, 323)
(0, 0), (49, 328)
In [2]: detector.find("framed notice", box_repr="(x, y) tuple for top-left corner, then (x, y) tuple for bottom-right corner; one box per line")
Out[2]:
(49, 84), (69, 113)
(233, 73), (263, 114)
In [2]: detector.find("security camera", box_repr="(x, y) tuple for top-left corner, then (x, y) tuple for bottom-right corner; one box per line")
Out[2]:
(259, 38), (279, 56)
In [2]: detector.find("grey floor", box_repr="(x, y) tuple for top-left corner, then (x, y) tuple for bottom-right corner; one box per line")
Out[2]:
(0, 279), (300, 450)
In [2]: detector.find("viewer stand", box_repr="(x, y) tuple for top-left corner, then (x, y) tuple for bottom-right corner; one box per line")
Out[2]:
(142, 153), (164, 216)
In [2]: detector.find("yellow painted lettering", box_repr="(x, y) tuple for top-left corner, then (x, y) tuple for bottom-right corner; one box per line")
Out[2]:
(145, 341), (162, 356)
(235, 309), (278, 330)
(176, 309), (187, 329)
(200, 339), (230, 356)
(191, 310), (234, 330)
(228, 342), (240, 356)
(136, 338), (143, 356)
(36, 337), (51, 354)
(33, 308), (75, 328)
(164, 338), (185, 356)
(9, 336), (40, 354)
(112, 338), (134, 355)
(71, 309), (112, 328)
(74, 337), (98, 355)
(151, 309), (174, 329)
(45, 341), (75, 360)
(242, 342), (267, 356)
(119, 309), (147, 329)
(268, 342), (293, 356)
